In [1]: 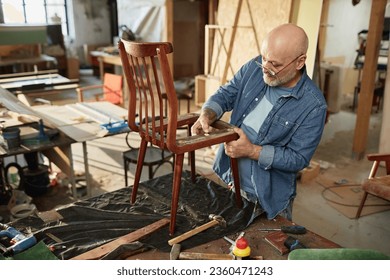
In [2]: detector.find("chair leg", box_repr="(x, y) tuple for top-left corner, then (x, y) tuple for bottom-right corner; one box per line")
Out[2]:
(170, 153), (185, 235)
(186, 99), (190, 114)
(123, 157), (128, 187)
(230, 158), (243, 208)
(356, 191), (369, 218)
(130, 140), (148, 204)
(186, 126), (191, 166)
(189, 151), (196, 182)
(148, 165), (153, 180)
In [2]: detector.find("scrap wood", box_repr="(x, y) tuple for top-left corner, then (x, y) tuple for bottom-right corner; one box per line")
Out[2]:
(70, 218), (170, 260)
(6, 110), (41, 124)
(299, 161), (320, 184)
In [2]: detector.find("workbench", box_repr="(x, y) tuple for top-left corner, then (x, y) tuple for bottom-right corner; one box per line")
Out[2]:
(0, 54), (57, 73)
(125, 215), (341, 260)
(0, 70), (79, 104)
(89, 49), (121, 80)
(0, 88), (78, 198)
(0, 87), (128, 198)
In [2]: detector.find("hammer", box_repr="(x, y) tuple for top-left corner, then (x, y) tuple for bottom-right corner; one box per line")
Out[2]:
(170, 243), (234, 260)
(168, 214), (226, 246)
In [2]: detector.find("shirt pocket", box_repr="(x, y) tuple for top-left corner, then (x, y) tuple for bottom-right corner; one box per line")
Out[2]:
(264, 115), (298, 146)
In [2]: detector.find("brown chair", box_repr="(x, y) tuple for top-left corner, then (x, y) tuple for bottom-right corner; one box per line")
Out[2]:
(76, 72), (123, 105)
(118, 39), (242, 235)
(356, 153), (390, 218)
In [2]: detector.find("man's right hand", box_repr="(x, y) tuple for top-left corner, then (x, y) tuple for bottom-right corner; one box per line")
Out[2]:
(191, 108), (217, 135)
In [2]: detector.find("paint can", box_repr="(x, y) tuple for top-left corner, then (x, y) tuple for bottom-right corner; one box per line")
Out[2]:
(2, 127), (21, 149)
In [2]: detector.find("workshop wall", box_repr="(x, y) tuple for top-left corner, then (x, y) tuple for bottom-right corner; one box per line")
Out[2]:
(68, 0), (112, 66)
(117, 0), (166, 43)
(209, 0), (293, 84)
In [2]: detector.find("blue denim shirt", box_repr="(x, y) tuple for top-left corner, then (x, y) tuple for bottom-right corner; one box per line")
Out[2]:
(203, 56), (327, 219)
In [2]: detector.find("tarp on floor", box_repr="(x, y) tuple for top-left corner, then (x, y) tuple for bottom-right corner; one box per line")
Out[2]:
(9, 171), (258, 260)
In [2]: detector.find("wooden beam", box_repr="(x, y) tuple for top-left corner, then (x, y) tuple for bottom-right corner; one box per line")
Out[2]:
(379, 41), (390, 154)
(318, 0), (330, 62)
(352, 0), (387, 160)
(70, 218), (170, 260)
(221, 0), (243, 84)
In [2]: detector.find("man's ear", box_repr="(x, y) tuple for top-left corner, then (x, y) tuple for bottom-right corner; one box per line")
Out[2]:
(297, 55), (306, 70)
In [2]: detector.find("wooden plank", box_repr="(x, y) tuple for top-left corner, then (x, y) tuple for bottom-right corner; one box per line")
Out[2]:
(70, 218), (170, 260)
(42, 145), (73, 178)
(211, 0), (292, 82)
(299, 161), (320, 184)
(352, 0), (387, 159)
(221, 0), (243, 85)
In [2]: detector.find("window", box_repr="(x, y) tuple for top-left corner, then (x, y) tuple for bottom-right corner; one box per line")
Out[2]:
(0, 0), (69, 35)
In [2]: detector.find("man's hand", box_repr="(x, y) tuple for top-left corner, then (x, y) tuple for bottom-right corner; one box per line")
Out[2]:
(191, 108), (217, 135)
(224, 127), (262, 160)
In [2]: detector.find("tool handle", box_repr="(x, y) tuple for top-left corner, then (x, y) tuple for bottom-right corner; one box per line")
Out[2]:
(179, 252), (235, 260)
(168, 220), (218, 245)
(281, 225), (307, 234)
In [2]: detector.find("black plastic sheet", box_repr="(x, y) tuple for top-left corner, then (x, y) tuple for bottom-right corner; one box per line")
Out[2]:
(10, 171), (257, 259)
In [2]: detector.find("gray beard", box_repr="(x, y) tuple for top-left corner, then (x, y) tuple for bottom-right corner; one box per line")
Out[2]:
(263, 69), (297, 87)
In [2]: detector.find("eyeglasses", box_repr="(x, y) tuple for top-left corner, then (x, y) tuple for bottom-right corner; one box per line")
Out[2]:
(255, 54), (303, 77)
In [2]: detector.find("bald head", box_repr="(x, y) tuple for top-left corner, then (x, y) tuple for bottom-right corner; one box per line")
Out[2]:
(262, 23), (308, 61)
(260, 24), (308, 87)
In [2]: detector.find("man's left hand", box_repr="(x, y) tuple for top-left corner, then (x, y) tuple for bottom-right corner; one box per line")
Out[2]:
(224, 128), (262, 160)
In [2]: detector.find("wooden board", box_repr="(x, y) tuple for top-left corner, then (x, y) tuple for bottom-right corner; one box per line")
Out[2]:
(71, 218), (170, 260)
(32, 101), (128, 142)
(210, 0), (292, 82)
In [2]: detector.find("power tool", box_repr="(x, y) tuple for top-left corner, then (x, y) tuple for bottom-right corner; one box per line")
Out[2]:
(284, 236), (306, 251)
(0, 223), (37, 257)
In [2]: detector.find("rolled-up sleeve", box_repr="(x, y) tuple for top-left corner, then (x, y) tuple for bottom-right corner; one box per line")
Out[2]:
(202, 100), (224, 120)
(258, 144), (274, 170)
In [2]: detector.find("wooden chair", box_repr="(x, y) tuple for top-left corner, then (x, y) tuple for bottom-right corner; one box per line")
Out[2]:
(118, 39), (242, 235)
(76, 72), (123, 105)
(355, 153), (390, 218)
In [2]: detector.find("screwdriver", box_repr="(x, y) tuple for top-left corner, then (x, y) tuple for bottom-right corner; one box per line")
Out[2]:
(259, 225), (307, 234)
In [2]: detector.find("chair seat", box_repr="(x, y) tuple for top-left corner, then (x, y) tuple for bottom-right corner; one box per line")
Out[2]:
(176, 90), (193, 100)
(362, 175), (390, 200)
(123, 147), (173, 165)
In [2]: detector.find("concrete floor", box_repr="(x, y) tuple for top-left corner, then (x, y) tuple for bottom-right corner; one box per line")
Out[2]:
(13, 69), (390, 256)
(297, 110), (390, 255)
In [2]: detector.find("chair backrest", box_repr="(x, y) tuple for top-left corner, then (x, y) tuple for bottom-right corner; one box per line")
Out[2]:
(118, 39), (179, 150)
(103, 73), (123, 105)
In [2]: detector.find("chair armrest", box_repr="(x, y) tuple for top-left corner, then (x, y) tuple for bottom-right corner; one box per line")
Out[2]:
(94, 93), (104, 101)
(76, 84), (104, 102)
(76, 84), (104, 91)
(366, 153), (390, 177)
(366, 153), (390, 162)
